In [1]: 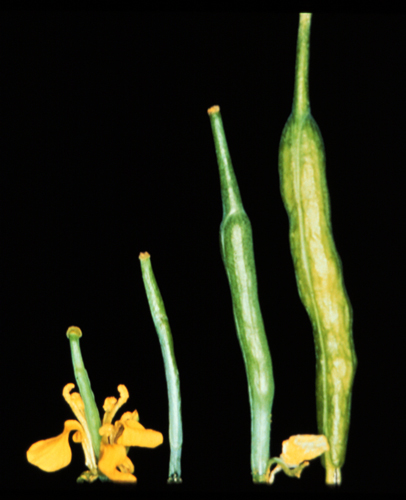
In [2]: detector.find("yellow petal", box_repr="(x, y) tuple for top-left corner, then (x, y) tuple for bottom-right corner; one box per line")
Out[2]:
(103, 397), (118, 415)
(98, 443), (137, 483)
(63, 384), (85, 420)
(120, 410), (139, 422)
(280, 434), (329, 467)
(26, 420), (83, 472)
(62, 384), (98, 472)
(117, 418), (163, 448)
(72, 430), (84, 443)
(102, 385), (129, 425)
(99, 423), (115, 438)
(118, 455), (135, 474)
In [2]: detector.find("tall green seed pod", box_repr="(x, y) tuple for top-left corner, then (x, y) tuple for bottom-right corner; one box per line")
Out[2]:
(208, 105), (274, 483)
(278, 13), (357, 485)
(139, 252), (183, 483)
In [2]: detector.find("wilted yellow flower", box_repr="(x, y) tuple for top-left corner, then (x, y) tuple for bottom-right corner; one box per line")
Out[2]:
(269, 434), (329, 483)
(27, 384), (163, 483)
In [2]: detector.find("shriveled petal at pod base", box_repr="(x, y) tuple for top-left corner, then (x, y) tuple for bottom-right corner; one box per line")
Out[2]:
(117, 418), (164, 448)
(98, 444), (137, 483)
(280, 435), (329, 467)
(27, 420), (83, 472)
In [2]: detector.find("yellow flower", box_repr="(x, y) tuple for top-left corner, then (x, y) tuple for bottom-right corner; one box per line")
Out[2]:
(27, 383), (163, 483)
(98, 384), (163, 483)
(268, 434), (329, 483)
(280, 434), (329, 468)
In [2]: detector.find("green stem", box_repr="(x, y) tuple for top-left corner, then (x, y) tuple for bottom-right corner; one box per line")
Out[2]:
(66, 326), (102, 459)
(293, 13), (312, 118)
(139, 252), (183, 483)
(208, 105), (274, 482)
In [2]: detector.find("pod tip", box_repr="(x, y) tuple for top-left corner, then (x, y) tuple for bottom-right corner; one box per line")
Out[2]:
(139, 251), (151, 261)
(66, 326), (82, 339)
(207, 105), (220, 115)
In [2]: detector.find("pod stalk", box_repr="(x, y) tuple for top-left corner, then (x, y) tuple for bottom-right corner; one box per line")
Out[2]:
(293, 13), (312, 117)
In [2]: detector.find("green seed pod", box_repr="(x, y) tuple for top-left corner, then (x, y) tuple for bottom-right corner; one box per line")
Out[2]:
(66, 326), (102, 459)
(278, 13), (357, 485)
(139, 252), (183, 483)
(208, 105), (274, 483)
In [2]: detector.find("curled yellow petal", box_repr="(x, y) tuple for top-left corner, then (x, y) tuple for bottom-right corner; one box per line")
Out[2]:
(280, 434), (329, 467)
(98, 443), (137, 483)
(103, 397), (118, 415)
(102, 385), (129, 425)
(117, 418), (163, 448)
(72, 430), (84, 443)
(62, 384), (86, 428)
(62, 383), (97, 472)
(26, 420), (83, 472)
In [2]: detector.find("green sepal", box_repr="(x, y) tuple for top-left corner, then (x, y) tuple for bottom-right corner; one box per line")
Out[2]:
(77, 470), (99, 483)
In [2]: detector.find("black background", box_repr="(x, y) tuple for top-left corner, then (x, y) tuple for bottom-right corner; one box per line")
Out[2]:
(1, 11), (403, 494)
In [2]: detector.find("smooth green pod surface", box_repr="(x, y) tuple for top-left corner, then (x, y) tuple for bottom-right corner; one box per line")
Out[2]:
(208, 105), (274, 482)
(139, 252), (182, 483)
(66, 326), (102, 459)
(278, 14), (357, 485)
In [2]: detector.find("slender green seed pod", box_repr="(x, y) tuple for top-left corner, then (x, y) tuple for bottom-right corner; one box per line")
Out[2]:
(208, 106), (274, 483)
(278, 13), (357, 485)
(139, 252), (182, 483)
(66, 326), (102, 459)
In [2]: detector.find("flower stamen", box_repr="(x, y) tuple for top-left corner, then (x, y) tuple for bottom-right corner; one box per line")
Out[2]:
(102, 384), (129, 425)
(63, 383), (97, 472)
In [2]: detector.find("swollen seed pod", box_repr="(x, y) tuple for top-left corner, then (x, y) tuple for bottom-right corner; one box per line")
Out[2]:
(278, 14), (357, 485)
(208, 105), (274, 483)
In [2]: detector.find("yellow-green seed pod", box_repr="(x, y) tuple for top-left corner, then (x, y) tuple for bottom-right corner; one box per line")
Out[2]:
(278, 13), (357, 485)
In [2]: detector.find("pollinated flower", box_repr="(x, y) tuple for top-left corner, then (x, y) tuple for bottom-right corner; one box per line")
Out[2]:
(98, 384), (163, 482)
(267, 434), (329, 483)
(27, 383), (163, 483)
(27, 326), (163, 483)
